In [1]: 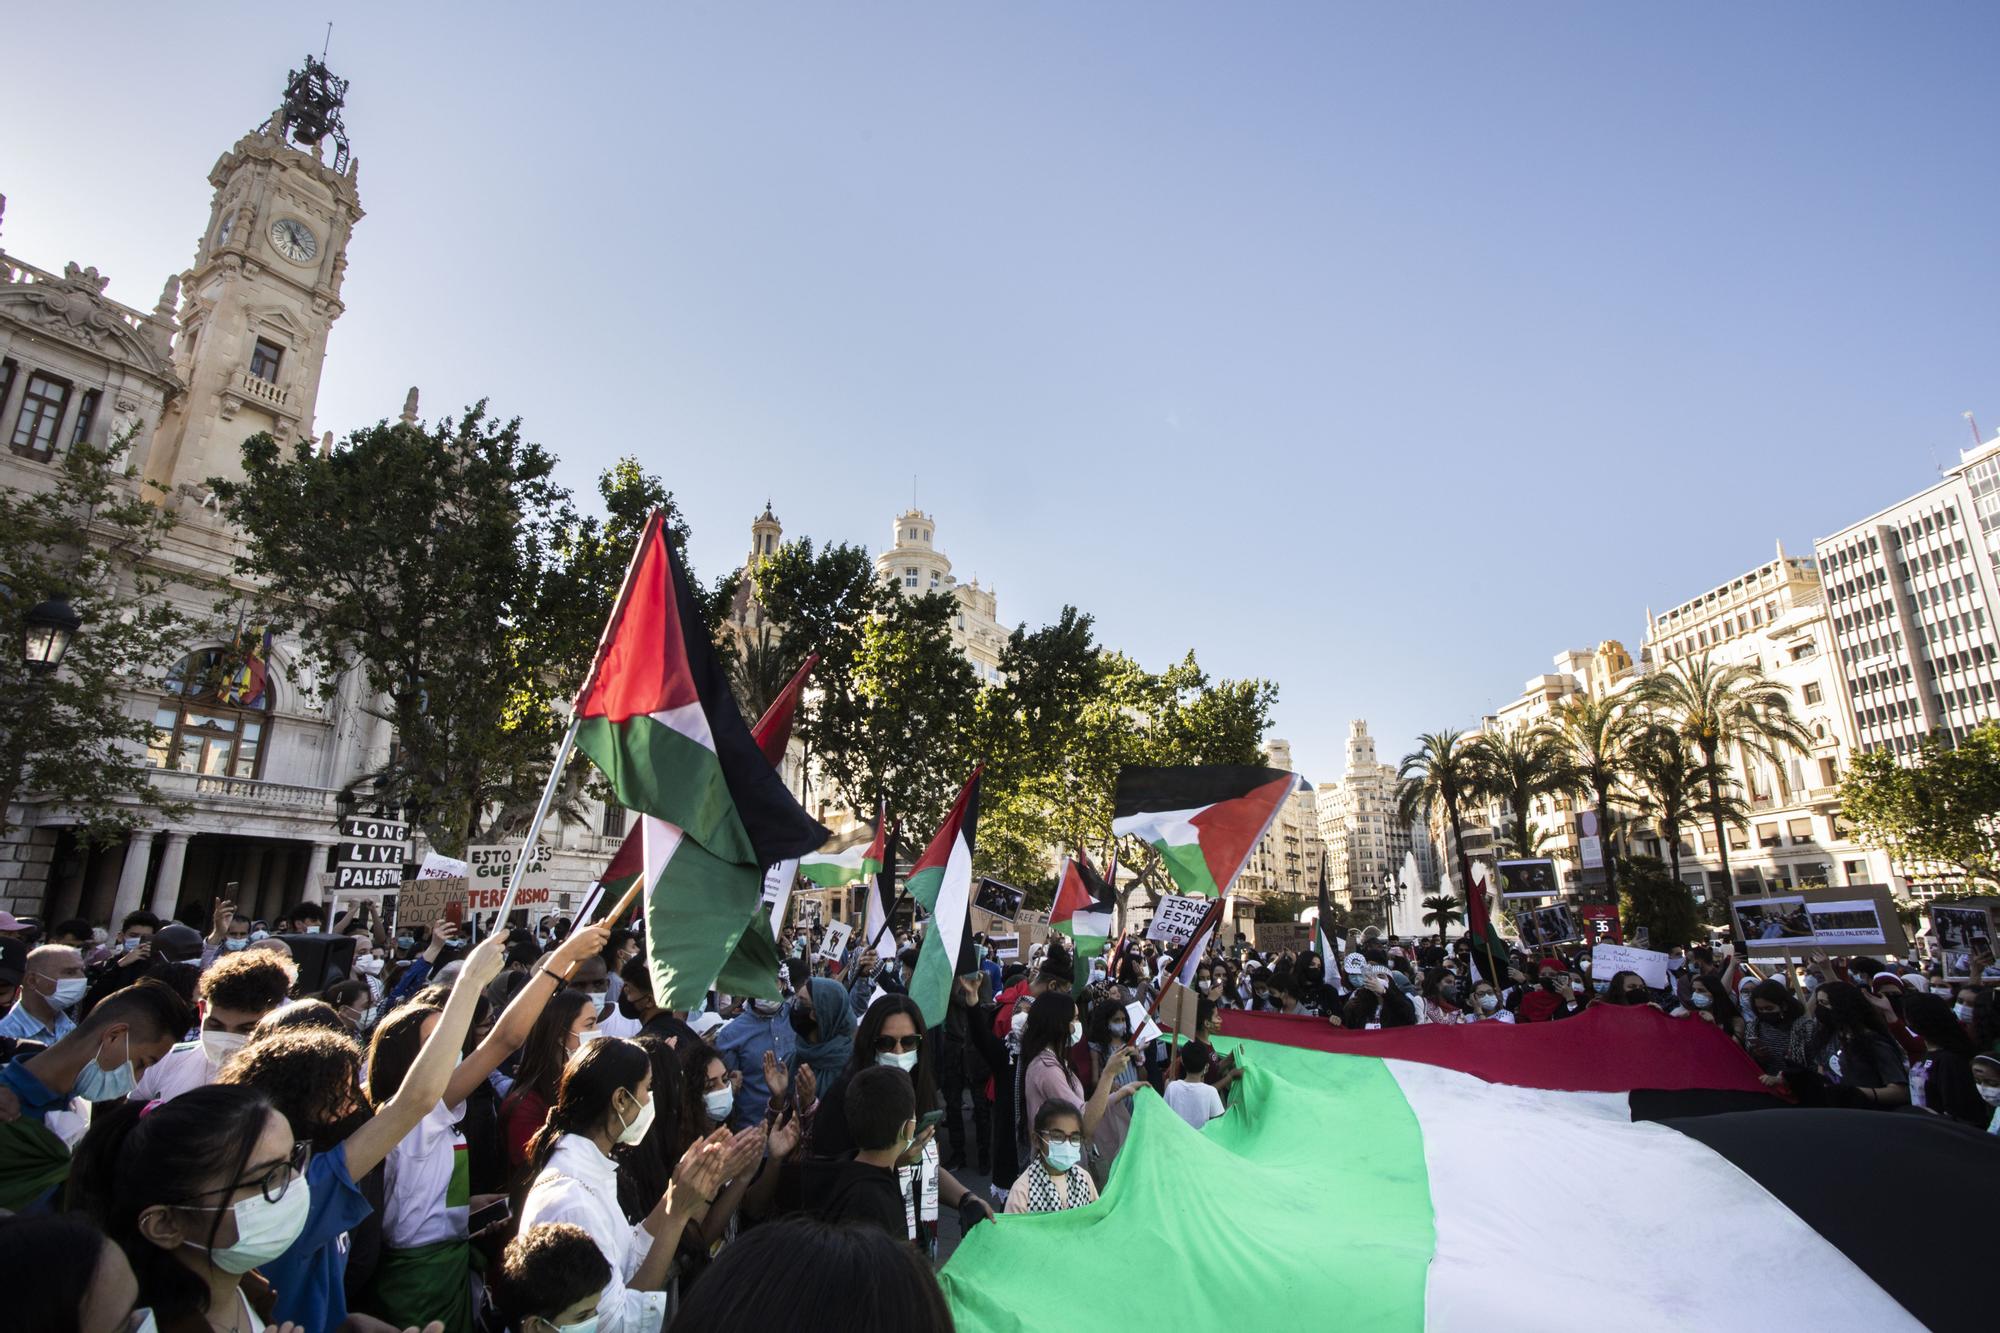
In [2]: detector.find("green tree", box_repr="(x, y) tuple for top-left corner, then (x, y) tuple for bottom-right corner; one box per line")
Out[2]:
(1551, 693), (1641, 903)
(1396, 730), (1483, 916)
(1254, 890), (1312, 923)
(1624, 719), (1747, 908)
(1468, 721), (1569, 860)
(1618, 854), (1705, 949)
(1420, 893), (1465, 947)
(0, 434), (202, 841)
(751, 536), (893, 789)
(729, 625), (797, 726)
(1635, 654), (1811, 913)
(1840, 722), (2000, 889)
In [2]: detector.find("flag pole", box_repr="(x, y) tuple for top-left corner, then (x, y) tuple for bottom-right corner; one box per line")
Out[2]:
(504, 509), (662, 930)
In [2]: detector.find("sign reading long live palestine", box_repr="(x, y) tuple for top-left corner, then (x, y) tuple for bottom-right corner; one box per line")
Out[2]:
(466, 842), (556, 910)
(336, 815), (410, 889)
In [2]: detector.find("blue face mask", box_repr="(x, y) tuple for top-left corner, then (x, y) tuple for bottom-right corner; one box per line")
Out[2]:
(74, 1030), (136, 1101)
(396, 935), (415, 950)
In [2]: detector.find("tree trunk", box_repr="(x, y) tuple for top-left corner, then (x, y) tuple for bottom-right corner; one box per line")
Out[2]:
(1706, 752), (1731, 924)
(1596, 788), (1619, 904)
(1665, 813), (1683, 888)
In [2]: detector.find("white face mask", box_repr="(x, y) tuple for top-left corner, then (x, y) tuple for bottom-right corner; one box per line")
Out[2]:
(1477, 994), (1499, 1013)
(224, 938), (249, 952)
(74, 1030), (136, 1100)
(878, 1050), (919, 1073)
(190, 1174), (314, 1273)
(46, 976), (88, 1010)
(1977, 1085), (2000, 1107)
(1068, 1020), (1083, 1046)
(354, 956), (383, 976)
(571, 1028), (601, 1051)
(303, 926), (322, 936)
(1108, 1021), (1129, 1039)
(1955, 1003), (1976, 1024)
(615, 1091), (656, 1146)
(535, 1315), (600, 1333)
(702, 1087), (735, 1124)
(201, 1030), (248, 1067)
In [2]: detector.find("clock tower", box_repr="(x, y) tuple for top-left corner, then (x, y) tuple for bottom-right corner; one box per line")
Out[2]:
(144, 57), (363, 513)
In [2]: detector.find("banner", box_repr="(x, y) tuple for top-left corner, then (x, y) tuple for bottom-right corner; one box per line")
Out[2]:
(1147, 893), (1211, 944)
(1497, 859), (1560, 899)
(1591, 941), (1669, 988)
(1732, 885), (1905, 955)
(1579, 902), (1622, 945)
(1515, 902), (1579, 948)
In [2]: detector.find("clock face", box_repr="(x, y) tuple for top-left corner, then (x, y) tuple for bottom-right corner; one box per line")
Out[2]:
(269, 217), (318, 263)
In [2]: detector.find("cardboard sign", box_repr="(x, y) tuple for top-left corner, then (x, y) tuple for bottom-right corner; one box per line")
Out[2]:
(817, 919), (854, 961)
(1249, 921), (1311, 953)
(334, 864), (401, 890)
(467, 842), (554, 897)
(1156, 981), (1201, 1038)
(338, 816), (409, 843)
(335, 841), (407, 866)
(1497, 858), (1560, 899)
(1579, 903), (1622, 945)
(398, 876), (468, 921)
(1931, 901), (1996, 979)
(416, 853), (468, 880)
(1733, 885), (1905, 956)
(1147, 894), (1211, 944)
(987, 933), (1020, 961)
(1591, 941), (1670, 989)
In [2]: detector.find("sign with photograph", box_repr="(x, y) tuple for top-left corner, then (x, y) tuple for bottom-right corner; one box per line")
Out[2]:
(1146, 894), (1211, 944)
(1591, 941), (1670, 989)
(1497, 858), (1560, 899)
(974, 877), (1026, 920)
(1515, 902), (1579, 948)
(1931, 901), (1996, 979)
(1732, 885), (1905, 955)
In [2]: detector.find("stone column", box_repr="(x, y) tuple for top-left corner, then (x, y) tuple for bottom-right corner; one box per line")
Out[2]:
(48, 843), (88, 922)
(296, 841), (332, 904)
(109, 829), (156, 926)
(234, 847), (268, 919)
(147, 832), (192, 918)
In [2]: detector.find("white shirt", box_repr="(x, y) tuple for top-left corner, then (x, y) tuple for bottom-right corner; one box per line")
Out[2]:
(128, 1041), (218, 1105)
(598, 1010), (643, 1041)
(1163, 1078), (1226, 1130)
(382, 1099), (469, 1248)
(521, 1134), (670, 1333)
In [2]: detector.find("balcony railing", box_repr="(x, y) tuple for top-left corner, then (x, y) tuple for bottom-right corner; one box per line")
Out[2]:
(151, 768), (339, 815)
(234, 370), (292, 411)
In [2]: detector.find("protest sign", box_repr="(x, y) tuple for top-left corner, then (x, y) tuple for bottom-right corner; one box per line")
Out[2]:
(338, 815), (408, 843)
(1123, 999), (1164, 1047)
(1591, 941), (1670, 989)
(1579, 902), (1622, 945)
(817, 919), (854, 961)
(1733, 885), (1904, 955)
(1497, 858), (1560, 899)
(1156, 981), (1201, 1038)
(333, 863), (401, 890)
(1147, 894), (1210, 944)
(1515, 902), (1578, 948)
(975, 878), (1025, 919)
(398, 875), (467, 921)
(1576, 812), (1603, 871)
(987, 933), (1020, 961)
(1249, 921), (1310, 953)
(1932, 902), (1995, 978)
(335, 815), (409, 891)
(415, 852), (468, 880)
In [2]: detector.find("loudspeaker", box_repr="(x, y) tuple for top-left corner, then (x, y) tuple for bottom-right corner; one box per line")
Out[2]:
(276, 933), (359, 993)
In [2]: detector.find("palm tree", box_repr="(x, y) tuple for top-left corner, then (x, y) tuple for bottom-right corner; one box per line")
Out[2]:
(1635, 656), (1811, 910)
(1467, 721), (1569, 866)
(1397, 730), (1483, 910)
(1420, 894), (1464, 948)
(729, 625), (795, 723)
(1551, 693), (1641, 904)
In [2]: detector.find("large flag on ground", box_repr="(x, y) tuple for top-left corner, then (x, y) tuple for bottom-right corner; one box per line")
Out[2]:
(1112, 765), (1301, 899)
(572, 511), (827, 1007)
(941, 1005), (1994, 1331)
(905, 770), (981, 1028)
(1050, 850), (1115, 961)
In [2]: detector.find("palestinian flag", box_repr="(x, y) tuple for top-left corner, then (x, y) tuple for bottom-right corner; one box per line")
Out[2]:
(572, 511), (827, 1007)
(941, 1005), (1995, 1331)
(1112, 765), (1300, 899)
(1461, 864), (1511, 986)
(1050, 850), (1115, 962)
(860, 810), (899, 953)
(743, 650), (820, 947)
(1314, 854), (1340, 985)
(750, 651), (817, 766)
(904, 770), (981, 1028)
(798, 822), (886, 888)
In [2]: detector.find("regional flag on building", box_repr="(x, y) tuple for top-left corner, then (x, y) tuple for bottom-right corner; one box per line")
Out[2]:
(1050, 851), (1116, 962)
(904, 769), (981, 1028)
(572, 511), (827, 1007)
(1112, 765), (1301, 900)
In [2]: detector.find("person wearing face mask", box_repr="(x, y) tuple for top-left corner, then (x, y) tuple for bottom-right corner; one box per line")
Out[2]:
(522, 1037), (739, 1333)
(715, 985), (796, 1128)
(1013, 993), (1140, 1196)
(934, 970), (992, 1173)
(503, 989), (600, 1176)
(1082, 998), (1140, 1185)
(0, 942), (88, 1043)
(672, 1040), (800, 1273)
(492, 1221), (614, 1333)
(0, 979), (190, 1210)
(1902, 992), (1987, 1127)
(1005, 1098), (1099, 1215)
(1466, 981), (1515, 1023)
(1972, 1053), (2000, 1132)
(129, 950), (297, 1106)
(791, 1064), (922, 1239)
(71, 1084), (308, 1332)
(788, 974), (857, 1090)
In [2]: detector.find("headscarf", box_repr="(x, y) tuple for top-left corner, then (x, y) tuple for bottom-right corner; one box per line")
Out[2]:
(791, 976), (855, 1084)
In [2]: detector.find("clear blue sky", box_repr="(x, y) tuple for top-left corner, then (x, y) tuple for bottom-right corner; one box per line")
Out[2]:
(6, 3), (1997, 787)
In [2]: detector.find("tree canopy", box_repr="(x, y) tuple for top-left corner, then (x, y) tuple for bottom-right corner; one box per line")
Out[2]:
(1840, 722), (2000, 890)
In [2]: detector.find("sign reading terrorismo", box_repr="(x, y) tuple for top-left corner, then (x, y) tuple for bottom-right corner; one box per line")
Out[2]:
(1147, 894), (1211, 944)
(466, 841), (556, 912)
(1496, 858), (1560, 899)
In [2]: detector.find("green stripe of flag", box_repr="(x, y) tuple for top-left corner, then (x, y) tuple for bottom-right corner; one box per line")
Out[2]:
(576, 714), (753, 865)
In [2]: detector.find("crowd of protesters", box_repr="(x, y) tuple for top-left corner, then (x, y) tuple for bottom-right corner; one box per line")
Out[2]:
(0, 895), (1994, 1333)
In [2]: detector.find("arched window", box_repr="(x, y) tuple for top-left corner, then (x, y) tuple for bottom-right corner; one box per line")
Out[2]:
(146, 646), (274, 779)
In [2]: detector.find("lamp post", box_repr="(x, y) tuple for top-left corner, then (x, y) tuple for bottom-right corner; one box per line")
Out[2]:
(22, 594), (82, 674)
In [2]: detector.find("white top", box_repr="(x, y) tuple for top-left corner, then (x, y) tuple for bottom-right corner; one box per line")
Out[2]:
(129, 1041), (217, 1105)
(382, 1099), (469, 1248)
(598, 1011), (643, 1040)
(521, 1134), (670, 1333)
(1163, 1078), (1226, 1130)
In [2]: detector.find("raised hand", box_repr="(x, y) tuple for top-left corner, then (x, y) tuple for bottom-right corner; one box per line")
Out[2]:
(666, 1126), (733, 1216)
(795, 1063), (817, 1109)
(763, 1049), (791, 1103)
(768, 1107), (802, 1160)
(722, 1124), (767, 1181)
(461, 932), (509, 989)
(211, 898), (237, 934)
(550, 921), (611, 973)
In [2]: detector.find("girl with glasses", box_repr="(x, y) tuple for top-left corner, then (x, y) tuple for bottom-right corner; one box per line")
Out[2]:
(1004, 1098), (1097, 1215)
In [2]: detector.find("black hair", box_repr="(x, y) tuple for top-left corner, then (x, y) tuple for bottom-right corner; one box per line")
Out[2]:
(490, 1221), (612, 1325)
(1032, 1096), (1082, 1136)
(505, 988), (594, 1114)
(73, 977), (192, 1046)
(677, 1039), (730, 1148)
(289, 901), (326, 924)
(119, 910), (162, 934)
(844, 993), (940, 1115)
(71, 1084), (277, 1327)
(616, 1034), (688, 1218)
(1749, 979), (1803, 1023)
(322, 977), (371, 1013)
(0, 1214), (108, 1333)
(846, 1064), (916, 1152)
(1903, 992), (1974, 1057)
(50, 917), (93, 941)
(1180, 1042), (1212, 1076)
(665, 1215), (956, 1333)
(254, 997), (349, 1035)
(1017, 990), (1077, 1076)
(618, 953), (654, 997)
(364, 1001), (439, 1107)
(1341, 989), (1381, 1028)
(1084, 997), (1124, 1046)
(528, 1036), (651, 1173)
(217, 1025), (363, 1144)
(199, 950), (297, 1013)
(1810, 980), (1891, 1046)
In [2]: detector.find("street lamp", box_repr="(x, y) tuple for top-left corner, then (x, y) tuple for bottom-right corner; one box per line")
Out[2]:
(22, 595), (81, 674)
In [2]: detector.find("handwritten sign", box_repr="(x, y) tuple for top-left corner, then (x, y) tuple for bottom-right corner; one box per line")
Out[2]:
(398, 876), (468, 921)
(1146, 894), (1210, 944)
(415, 853), (468, 880)
(1590, 942), (1669, 989)
(466, 842), (554, 898)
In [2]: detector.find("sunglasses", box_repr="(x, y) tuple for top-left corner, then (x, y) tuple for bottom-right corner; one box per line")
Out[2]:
(873, 1033), (923, 1054)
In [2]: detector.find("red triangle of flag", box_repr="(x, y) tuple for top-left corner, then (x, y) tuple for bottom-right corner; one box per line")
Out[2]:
(576, 513), (699, 721)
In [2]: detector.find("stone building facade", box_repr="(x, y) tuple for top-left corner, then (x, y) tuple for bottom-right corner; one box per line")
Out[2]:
(874, 509), (1008, 683)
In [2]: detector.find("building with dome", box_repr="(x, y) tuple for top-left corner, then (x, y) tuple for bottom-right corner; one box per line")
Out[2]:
(873, 508), (1008, 683)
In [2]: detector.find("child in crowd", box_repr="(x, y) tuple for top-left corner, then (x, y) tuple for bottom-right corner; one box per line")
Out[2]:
(1005, 1098), (1098, 1214)
(490, 1221), (613, 1333)
(1163, 1042), (1227, 1130)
